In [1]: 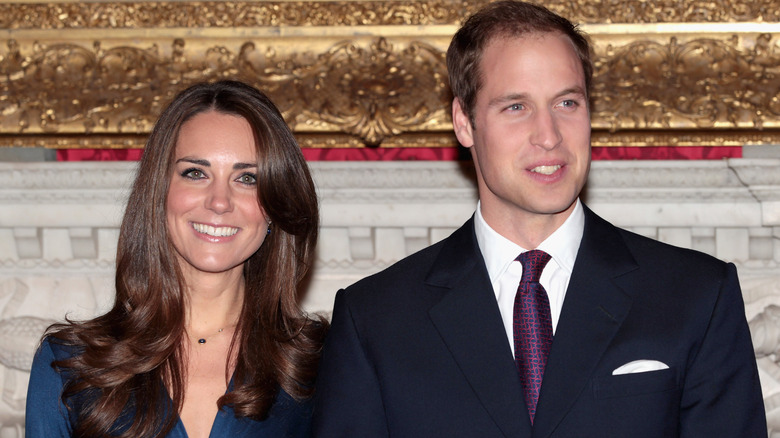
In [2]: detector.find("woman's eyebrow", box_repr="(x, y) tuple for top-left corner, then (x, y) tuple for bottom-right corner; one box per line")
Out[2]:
(175, 158), (256, 170)
(176, 157), (210, 166)
(233, 162), (257, 170)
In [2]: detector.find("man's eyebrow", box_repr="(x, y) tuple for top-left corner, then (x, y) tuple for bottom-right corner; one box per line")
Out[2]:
(557, 86), (587, 99)
(488, 93), (530, 108)
(488, 86), (587, 107)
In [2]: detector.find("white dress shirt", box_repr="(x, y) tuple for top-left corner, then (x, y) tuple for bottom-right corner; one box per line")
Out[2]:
(474, 199), (585, 355)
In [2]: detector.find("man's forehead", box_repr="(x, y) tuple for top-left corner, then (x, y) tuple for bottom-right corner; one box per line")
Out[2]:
(479, 32), (582, 75)
(476, 32), (587, 103)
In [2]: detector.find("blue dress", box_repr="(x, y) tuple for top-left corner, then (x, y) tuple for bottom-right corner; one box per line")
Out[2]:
(25, 338), (313, 437)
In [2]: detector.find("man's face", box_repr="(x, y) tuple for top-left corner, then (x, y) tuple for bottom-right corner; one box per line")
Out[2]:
(452, 32), (591, 244)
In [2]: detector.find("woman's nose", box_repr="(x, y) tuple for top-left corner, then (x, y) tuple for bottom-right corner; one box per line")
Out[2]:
(205, 182), (233, 214)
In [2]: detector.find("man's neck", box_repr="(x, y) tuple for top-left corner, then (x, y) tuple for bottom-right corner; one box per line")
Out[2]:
(478, 199), (579, 249)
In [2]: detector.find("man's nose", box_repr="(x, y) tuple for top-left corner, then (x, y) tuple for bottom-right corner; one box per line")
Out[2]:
(529, 110), (563, 150)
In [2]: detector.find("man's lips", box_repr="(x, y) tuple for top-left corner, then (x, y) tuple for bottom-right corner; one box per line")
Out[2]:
(529, 164), (562, 175)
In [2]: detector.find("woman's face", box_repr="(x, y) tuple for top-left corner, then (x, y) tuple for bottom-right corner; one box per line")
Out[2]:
(166, 110), (269, 279)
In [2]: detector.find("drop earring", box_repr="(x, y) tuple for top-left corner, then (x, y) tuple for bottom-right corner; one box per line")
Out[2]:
(267, 222), (272, 235)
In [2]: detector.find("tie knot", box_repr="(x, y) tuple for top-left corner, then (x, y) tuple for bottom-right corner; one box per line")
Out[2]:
(516, 250), (551, 283)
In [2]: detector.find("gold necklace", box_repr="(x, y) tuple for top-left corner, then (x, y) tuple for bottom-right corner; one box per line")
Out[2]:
(192, 327), (224, 345)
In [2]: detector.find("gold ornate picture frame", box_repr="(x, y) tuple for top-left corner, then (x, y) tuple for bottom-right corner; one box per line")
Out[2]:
(0, 0), (778, 150)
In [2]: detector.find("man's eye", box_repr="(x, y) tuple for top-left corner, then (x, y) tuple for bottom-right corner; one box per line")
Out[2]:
(508, 103), (524, 111)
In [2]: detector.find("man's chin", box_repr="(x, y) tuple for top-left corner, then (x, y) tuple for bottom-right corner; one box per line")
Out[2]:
(535, 197), (579, 217)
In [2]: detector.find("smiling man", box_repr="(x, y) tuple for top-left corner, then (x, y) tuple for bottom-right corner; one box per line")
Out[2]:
(313, 2), (766, 436)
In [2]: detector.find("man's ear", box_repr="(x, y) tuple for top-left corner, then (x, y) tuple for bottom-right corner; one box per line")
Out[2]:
(452, 98), (475, 148)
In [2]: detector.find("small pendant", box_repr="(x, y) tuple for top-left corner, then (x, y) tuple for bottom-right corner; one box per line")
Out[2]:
(198, 338), (206, 344)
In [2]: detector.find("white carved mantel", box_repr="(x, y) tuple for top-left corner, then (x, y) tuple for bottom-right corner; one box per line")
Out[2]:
(1, 158), (779, 436)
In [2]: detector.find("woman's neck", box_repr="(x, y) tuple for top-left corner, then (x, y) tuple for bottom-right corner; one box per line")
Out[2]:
(183, 269), (245, 335)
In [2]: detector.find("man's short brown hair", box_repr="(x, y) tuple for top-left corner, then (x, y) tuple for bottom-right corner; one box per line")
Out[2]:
(446, 0), (593, 125)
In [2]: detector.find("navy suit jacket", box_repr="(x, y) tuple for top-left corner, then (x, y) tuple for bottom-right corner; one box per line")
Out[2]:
(313, 206), (766, 437)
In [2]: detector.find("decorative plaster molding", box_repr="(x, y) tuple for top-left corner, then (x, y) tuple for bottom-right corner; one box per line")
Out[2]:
(1, 159), (780, 437)
(730, 159), (780, 188)
(0, 316), (53, 371)
(0, 163), (134, 189)
(0, 259), (116, 271)
(589, 161), (744, 187)
(312, 161), (476, 189)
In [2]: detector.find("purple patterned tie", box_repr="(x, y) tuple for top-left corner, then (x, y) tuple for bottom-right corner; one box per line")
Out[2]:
(513, 249), (552, 424)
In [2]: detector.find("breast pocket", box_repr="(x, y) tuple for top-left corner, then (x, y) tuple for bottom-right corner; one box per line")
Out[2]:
(593, 367), (679, 399)
(585, 368), (681, 437)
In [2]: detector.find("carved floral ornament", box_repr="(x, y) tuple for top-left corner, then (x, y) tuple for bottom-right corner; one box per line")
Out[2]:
(0, 1), (777, 28)
(0, 1), (778, 149)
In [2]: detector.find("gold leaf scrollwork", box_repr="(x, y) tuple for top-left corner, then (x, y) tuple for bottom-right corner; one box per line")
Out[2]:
(1, 0), (780, 149)
(544, 0), (780, 23)
(0, 37), (451, 147)
(263, 37), (450, 147)
(592, 34), (780, 131)
(1, 40), (173, 135)
(0, 1), (777, 29)
(0, 1), (486, 29)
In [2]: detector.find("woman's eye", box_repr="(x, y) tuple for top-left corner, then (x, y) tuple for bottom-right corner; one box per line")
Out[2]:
(238, 173), (257, 185)
(182, 168), (205, 179)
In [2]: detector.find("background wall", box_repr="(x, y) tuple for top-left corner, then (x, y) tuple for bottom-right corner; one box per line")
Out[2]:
(1, 158), (780, 436)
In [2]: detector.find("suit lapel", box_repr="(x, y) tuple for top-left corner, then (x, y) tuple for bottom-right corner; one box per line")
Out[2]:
(427, 218), (531, 437)
(532, 207), (637, 438)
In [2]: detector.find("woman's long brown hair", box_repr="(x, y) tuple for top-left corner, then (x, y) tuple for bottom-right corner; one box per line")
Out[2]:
(46, 80), (326, 437)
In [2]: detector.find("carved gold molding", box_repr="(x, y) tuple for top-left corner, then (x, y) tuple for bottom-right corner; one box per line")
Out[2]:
(1, 1), (779, 149)
(590, 28), (780, 132)
(1, 1), (776, 29)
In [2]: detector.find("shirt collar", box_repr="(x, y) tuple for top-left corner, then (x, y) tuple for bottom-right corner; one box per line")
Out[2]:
(474, 199), (585, 284)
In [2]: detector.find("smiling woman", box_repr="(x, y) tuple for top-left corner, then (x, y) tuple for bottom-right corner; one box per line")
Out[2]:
(24, 81), (326, 438)
(167, 111), (270, 279)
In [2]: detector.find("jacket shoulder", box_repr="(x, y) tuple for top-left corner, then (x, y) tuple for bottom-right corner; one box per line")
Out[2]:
(584, 206), (730, 277)
(344, 237), (448, 296)
(616, 226), (729, 274)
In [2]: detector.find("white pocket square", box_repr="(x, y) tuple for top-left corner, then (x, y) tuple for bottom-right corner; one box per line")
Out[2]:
(612, 359), (669, 376)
